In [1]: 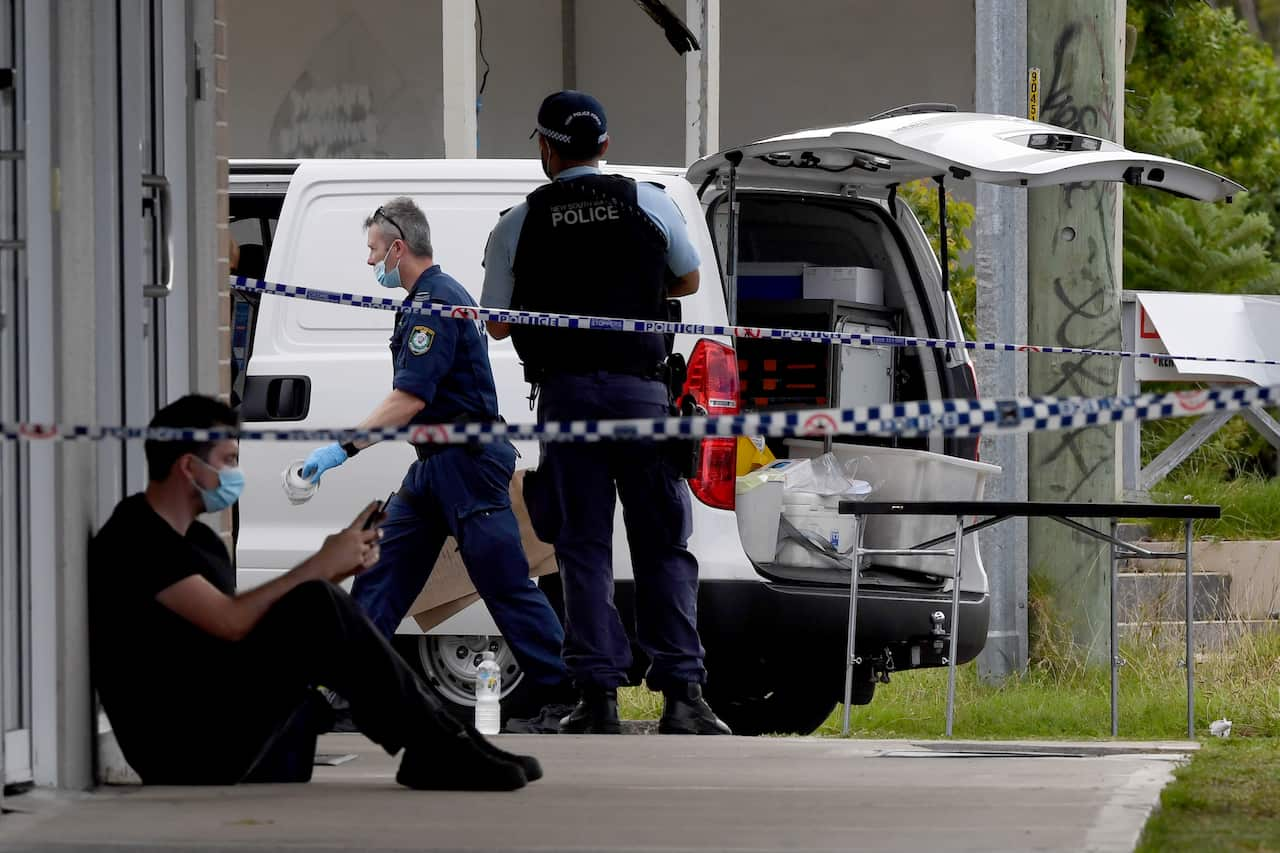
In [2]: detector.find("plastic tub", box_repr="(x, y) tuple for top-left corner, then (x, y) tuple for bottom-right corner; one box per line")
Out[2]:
(775, 491), (856, 568)
(783, 440), (1002, 578)
(735, 476), (784, 563)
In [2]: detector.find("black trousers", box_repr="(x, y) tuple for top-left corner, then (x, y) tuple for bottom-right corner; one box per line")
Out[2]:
(139, 580), (453, 785)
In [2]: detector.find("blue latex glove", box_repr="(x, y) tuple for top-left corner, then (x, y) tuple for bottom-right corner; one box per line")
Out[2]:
(302, 443), (348, 484)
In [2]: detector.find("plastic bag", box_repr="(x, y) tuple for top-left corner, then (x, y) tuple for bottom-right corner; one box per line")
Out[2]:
(736, 435), (777, 476)
(784, 452), (856, 496)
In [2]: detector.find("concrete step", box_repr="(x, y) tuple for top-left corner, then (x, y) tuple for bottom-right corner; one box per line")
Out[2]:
(1119, 618), (1280, 651)
(1116, 539), (1183, 571)
(1117, 571), (1232, 622)
(1115, 523), (1151, 543)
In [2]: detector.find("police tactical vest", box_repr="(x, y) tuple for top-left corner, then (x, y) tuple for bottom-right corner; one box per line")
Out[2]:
(510, 174), (669, 377)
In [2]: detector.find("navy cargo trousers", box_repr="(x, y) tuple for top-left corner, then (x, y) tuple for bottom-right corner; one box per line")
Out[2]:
(531, 371), (706, 690)
(351, 439), (569, 690)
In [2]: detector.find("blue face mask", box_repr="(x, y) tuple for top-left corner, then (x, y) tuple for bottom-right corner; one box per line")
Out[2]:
(374, 244), (402, 289)
(193, 457), (245, 513)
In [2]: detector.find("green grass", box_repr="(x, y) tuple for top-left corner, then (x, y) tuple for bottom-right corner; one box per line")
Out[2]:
(825, 628), (1280, 740)
(1136, 738), (1280, 852)
(618, 685), (664, 721)
(620, 629), (1280, 739)
(1148, 470), (1280, 540)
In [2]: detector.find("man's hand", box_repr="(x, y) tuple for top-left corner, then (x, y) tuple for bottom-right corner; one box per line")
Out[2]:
(155, 502), (384, 643)
(302, 443), (348, 484)
(308, 502), (383, 583)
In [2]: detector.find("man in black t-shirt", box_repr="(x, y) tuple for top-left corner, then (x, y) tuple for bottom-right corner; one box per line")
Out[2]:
(89, 395), (541, 789)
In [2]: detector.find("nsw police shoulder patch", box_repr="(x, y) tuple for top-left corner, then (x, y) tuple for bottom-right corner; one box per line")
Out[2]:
(408, 325), (434, 356)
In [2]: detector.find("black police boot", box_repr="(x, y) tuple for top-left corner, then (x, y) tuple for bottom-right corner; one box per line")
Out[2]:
(658, 682), (732, 735)
(558, 686), (622, 735)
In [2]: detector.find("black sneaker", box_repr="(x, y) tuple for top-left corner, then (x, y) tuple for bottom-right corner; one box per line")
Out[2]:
(559, 687), (622, 735)
(504, 702), (576, 735)
(396, 730), (528, 791)
(658, 682), (732, 735)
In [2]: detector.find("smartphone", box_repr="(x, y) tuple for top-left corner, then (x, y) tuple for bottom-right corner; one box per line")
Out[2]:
(363, 492), (395, 530)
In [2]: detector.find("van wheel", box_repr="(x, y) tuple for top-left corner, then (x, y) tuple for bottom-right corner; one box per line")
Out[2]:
(395, 634), (541, 723)
(704, 679), (871, 736)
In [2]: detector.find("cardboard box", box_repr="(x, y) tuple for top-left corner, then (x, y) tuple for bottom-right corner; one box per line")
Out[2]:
(407, 468), (559, 631)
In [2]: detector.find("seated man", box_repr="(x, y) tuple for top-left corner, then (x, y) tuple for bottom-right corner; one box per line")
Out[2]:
(89, 394), (540, 790)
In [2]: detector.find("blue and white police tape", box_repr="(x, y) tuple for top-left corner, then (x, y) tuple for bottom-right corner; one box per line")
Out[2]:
(232, 274), (1280, 369)
(4, 383), (1276, 444)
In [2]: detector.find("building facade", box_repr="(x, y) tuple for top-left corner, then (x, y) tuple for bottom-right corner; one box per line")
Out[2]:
(0, 0), (228, 794)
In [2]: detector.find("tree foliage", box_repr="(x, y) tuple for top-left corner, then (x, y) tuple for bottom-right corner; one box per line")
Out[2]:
(899, 180), (977, 340)
(1124, 0), (1280, 292)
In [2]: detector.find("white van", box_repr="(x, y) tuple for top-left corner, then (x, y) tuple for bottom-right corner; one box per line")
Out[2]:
(229, 107), (1239, 735)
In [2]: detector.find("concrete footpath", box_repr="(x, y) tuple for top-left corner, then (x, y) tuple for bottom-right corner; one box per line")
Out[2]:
(0, 734), (1194, 852)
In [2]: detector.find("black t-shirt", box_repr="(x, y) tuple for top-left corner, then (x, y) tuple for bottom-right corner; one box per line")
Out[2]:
(89, 493), (236, 778)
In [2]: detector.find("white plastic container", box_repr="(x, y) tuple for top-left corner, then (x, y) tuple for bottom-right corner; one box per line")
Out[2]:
(783, 440), (1001, 578)
(803, 266), (885, 304)
(473, 651), (501, 735)
(775, 491), (856, 568)
(735, 475), (784, 563)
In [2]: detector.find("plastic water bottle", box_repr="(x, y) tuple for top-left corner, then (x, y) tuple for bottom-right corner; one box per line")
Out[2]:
(474, 651), (501, 735)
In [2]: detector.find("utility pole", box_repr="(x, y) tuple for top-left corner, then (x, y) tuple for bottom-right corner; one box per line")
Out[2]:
(1026, 0), (1125, 661)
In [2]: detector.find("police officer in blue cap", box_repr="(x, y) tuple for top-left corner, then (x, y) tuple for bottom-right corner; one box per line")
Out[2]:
(482, 91), (730, 735)
(302, 197), (574, 725)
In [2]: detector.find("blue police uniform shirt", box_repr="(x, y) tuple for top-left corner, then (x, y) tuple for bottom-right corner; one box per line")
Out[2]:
(392, 265), (499, 423)
(480, 165), (701, 310)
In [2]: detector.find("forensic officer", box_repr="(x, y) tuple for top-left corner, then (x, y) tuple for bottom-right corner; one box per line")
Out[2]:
(482, 91), (730, 735)
(302, 197), (574, 724)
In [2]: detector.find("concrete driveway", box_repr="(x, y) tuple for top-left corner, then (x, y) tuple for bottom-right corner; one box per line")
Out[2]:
(0, 734), (1192, 852)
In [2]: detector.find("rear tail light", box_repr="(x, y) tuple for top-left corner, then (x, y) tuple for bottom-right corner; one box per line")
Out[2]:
(682, 339), (739, 510)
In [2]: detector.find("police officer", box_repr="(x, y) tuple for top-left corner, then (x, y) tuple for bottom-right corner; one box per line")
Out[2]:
(482, 91), (730, 735)
(302, 197), (574, 726)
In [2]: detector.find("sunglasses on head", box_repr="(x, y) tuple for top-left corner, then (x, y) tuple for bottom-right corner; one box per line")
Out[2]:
(374, 207), (406, 242)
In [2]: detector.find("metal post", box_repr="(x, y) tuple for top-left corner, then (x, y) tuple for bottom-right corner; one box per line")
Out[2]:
(723, 150), (742, 325)
(1119, 296), (1140, 499)
(944, 516), (964, 737)
(1185, 518), (1195, 739)
(441, 0), (478, 157)
(841, 515), (863, 736)
(1109, 518), (1119, 737)
(683, 0), (719, 165)
(974, 0), (1029, 684)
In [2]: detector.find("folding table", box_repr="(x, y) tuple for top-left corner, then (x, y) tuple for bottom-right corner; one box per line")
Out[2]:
(835, 500), (1221, 738)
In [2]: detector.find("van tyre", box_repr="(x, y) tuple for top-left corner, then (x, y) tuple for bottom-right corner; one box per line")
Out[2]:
(394, 635), (543, 725)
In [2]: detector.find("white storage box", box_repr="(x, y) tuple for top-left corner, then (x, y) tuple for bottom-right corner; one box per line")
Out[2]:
(783, 440), (1001, 578)
(775, 491), (857, 568)
(836, 318), (895, 408)
(735, 476), (784, 563)
(803, 266), (885, 304)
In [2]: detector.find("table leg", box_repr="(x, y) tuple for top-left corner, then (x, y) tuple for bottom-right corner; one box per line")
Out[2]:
(1110, 518), (1119, 738)
(945, 515), (963, 738)
(842, 515), (863, 737)
(1185, 518), (1195, 740)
